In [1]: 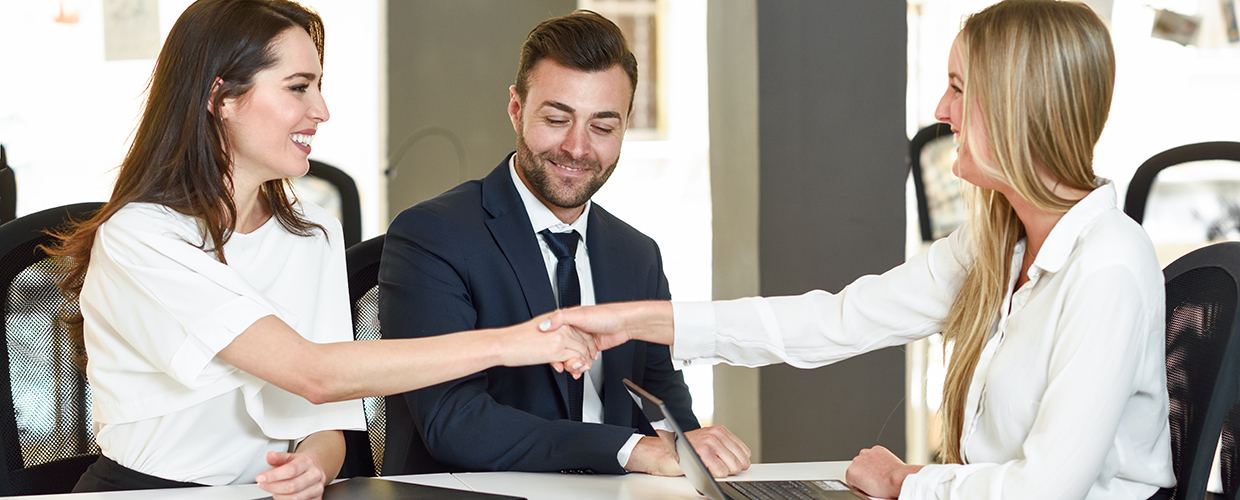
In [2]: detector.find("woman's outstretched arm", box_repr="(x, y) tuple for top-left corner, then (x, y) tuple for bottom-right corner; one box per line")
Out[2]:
(217, 312), (597, 405)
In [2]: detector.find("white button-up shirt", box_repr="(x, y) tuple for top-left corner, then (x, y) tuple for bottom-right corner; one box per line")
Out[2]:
(672, 183), (1174, 499)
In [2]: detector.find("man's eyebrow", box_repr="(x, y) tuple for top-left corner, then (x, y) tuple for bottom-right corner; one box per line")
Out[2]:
(540, 101), (621, 120)
(284, 72), (318, 82)
(541, 101), (575, 113)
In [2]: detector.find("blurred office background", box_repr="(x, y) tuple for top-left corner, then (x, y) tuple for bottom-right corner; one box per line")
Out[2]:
(2, 0), (1238, 464)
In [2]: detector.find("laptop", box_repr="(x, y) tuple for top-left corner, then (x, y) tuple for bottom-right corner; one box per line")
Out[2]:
(623, 379), (868, 500)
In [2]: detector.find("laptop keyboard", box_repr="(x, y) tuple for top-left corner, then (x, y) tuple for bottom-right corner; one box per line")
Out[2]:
(728, 480), (846, 500)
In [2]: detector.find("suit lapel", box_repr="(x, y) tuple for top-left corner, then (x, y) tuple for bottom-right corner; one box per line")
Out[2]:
(589, 206), (637, 427)
(481, 155), (571, 411)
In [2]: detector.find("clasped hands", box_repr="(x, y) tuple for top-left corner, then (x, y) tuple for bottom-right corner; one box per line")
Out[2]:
(535, 301), (674, 380)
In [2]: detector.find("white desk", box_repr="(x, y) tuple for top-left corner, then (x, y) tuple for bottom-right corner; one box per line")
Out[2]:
(421, 461), (853, 500)
(13, 462), (854, 500)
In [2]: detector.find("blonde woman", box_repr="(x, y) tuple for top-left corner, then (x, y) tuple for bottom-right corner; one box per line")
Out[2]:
(547, 1), (1174, 498)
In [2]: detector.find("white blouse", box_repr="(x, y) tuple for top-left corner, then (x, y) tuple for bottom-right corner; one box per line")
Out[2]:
(672, 183), (1175, 500)
(80, 202), (363, 485)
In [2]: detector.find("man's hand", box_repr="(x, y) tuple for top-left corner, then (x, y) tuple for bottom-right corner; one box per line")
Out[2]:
(625, 426), (752, 478)
(256, 451), (328, 500)
(624, 434), (684, 476)
(845, 445), (923, 499)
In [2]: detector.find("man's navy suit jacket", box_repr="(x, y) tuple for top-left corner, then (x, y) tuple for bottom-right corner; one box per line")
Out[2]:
(378, 155), (699, 475)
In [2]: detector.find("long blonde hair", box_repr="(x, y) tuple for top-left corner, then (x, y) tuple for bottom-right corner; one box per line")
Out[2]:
(939, 0), (1115, 464)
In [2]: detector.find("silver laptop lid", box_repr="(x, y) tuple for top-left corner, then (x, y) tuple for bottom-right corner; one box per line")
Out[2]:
(623, 379), (730, 500)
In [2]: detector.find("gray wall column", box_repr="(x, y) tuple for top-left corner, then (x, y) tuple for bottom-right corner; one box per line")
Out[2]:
(709, 0), (908, 462)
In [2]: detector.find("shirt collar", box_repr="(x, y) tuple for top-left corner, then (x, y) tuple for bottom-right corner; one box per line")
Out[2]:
(508, 155), (591, 241)
(1032, 180), (1116, 273)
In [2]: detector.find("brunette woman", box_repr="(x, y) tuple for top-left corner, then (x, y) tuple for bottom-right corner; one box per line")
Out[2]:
(51, 1), (594, 498)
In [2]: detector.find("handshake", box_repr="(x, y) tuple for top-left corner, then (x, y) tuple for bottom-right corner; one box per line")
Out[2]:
(507, 300), (751, 479)
(503, 301), (675, 380)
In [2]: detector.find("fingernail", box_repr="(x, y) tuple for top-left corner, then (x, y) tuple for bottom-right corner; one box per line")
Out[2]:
(540, 319), (552, 331)
(593, 352), (600, 360)
(256, 475), (266, 483)
(571, 363), (583, 370)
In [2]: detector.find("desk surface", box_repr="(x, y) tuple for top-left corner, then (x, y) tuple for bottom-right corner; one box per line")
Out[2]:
(12, 462), (853, 500)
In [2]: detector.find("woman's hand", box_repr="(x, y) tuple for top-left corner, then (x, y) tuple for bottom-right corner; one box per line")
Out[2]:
(500, 313), (598, 378)
(845, 445), (923, 499)
(543, 301), (675, 351)
(256, 451), (328, 500)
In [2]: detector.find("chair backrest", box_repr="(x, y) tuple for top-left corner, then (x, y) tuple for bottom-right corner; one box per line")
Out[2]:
(1, 145), (15, 225)
(0, 202), (104, 495)
(909, 123), (965, 242)
(298, 160), (362, 248)
(1161, 241), (1240, 500)
(338, 234), (386, 478)
(1125, 142), (1240, 226)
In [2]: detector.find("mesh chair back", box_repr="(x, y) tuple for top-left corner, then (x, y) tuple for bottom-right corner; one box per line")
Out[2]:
(294, 160), (362, 248)
(1225, 404), (1240, 498)
(1, 146), (15, 224)
(0, 202), (103, 495)
(1160, 241), (1240, 500)
(338, 235), (385, 478)
(909, 123), (965, 242)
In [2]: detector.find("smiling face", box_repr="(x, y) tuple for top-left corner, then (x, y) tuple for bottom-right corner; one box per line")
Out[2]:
(219, 27), (328, 189)
(933, 35), (1001, 192)
(508, 58), (631, 222)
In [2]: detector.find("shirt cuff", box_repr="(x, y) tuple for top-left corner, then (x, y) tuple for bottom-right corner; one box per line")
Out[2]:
(898, 463), (955, 500)
(670, 301), (717, 369)
(617, 433), (645, 470)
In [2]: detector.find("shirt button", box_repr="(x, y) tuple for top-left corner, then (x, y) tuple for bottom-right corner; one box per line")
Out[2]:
(683, 359), (692, 366)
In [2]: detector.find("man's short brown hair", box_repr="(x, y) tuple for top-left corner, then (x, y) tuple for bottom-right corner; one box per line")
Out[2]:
(514, 10), (638, 110)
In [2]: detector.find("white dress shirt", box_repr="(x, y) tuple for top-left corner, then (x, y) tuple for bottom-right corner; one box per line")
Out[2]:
(672, 183), (1175, 499)
(81, 202), (364, 485)
(509, 160), (648, 468)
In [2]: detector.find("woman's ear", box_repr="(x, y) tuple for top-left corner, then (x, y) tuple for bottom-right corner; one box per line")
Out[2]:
(208, 77), (225, 117)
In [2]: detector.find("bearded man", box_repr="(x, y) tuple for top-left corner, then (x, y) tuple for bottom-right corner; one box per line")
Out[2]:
(378, 10), (749, 477)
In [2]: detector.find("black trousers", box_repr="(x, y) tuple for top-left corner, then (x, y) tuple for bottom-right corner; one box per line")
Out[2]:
(73, 455), (204, 493)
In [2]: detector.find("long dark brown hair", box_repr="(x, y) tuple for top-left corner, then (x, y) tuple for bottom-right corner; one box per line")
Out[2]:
(47, 0), (327, 368)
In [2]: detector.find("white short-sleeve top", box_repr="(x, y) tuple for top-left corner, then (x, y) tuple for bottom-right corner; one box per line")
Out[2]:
(672, 183), (1175, 500)
(79, 202), (364, 485)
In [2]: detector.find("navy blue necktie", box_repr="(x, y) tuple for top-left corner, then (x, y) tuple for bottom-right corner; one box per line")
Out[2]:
(540, 229), (583, 422)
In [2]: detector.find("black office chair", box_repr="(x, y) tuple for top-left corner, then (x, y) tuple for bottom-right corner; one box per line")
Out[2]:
(909, 123), (965, 243)
(1, 145), (15, 225)
(337, 234), (386, 478)
(1155, 241), (1240, 500)
(297, 160), (362, 248)
(1225, 405), (1240, 499)
(0, 202), (104, 496)
(1125, 142), (1240, 226)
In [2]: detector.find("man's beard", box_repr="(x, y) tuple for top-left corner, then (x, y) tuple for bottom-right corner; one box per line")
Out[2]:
(515, 126), (617, 210)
